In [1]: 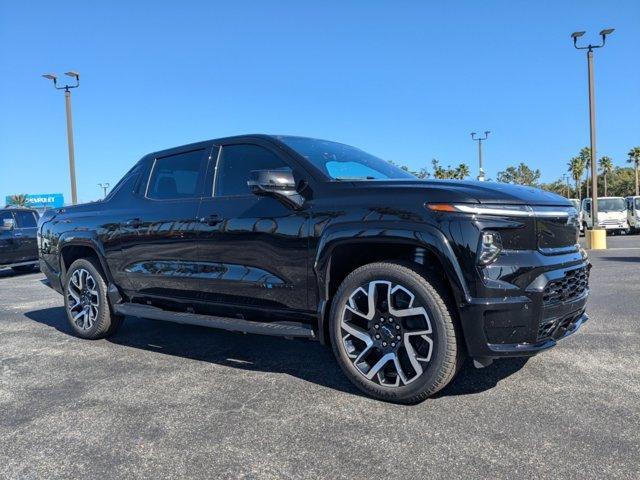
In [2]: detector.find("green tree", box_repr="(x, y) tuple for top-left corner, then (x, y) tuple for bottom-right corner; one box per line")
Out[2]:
(7, 194), (29, 207)
(568, 156), (586, 200)
(431, 159), (470, 179)
(539, 179), (568, 196)
(607, 167), (636, 197)
(628, 147), (640, 196)
(455, 163), (470, 180)
(598, 156), (614, 197)
(496, 163), (541, 186)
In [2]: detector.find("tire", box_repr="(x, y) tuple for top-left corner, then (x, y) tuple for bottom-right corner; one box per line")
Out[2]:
(63, 257), (123, 339)
(329, 261), (460, 404)
(11, 264), (37, 273)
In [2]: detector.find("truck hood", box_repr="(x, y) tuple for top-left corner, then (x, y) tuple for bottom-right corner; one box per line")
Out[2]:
(350, 179), (571, 206)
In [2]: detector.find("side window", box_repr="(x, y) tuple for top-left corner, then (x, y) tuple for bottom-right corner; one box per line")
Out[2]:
(0, 211), (13, 226)
(146, 150), (207, 200)
(14, 211), (38, 228)
(215, 144), (290, 197)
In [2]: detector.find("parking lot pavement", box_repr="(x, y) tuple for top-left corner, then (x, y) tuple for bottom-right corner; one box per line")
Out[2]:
(1, 239), (639, 480)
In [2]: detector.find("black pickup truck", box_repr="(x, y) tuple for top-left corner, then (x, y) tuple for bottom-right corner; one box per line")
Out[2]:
(1, 207), (40, 272)
(38, 135), (589, 403)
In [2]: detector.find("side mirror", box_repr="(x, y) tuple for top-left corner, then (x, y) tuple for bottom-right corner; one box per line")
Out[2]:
(247, 169), (305, 209)
(1, 218), (15, 230)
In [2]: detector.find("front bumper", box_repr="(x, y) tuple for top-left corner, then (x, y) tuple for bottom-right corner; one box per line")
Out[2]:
(459, 259), (590, 359)
(597, 221), (628, 230)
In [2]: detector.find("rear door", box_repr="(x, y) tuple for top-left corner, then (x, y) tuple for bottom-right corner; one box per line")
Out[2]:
(12, 210), (39, 262)
(118, 147), (211, 300)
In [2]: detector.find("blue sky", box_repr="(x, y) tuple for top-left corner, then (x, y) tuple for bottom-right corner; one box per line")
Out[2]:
(1, 0), (639, 203)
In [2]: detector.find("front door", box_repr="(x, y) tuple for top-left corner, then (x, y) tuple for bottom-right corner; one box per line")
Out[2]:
(196, 142), (310, 319)
(0, 210), (16, 265)
(118, 147), (210, 301)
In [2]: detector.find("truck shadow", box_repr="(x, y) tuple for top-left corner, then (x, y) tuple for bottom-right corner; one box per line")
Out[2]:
(599, 256), (640, 263)
(24, 306), (527, 401)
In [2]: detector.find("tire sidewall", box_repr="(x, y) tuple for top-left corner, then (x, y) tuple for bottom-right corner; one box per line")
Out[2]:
(63, 258), (110, 339)
(329, 263), (455, 402)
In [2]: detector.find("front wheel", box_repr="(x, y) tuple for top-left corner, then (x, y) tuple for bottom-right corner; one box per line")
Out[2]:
(329, 262), (460, 404)
(63, 258), (123, 339)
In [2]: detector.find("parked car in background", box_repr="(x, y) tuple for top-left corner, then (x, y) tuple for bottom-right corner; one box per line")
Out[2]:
(0, 207), (40, 272)
(581, 197), (628, 234)
(626, 196), (640, 234)
(38, 134), (589, 403)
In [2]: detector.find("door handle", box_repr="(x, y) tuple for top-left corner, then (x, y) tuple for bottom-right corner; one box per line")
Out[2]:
(13, 232), (23, 237)
(200, 214), (222, 226)
(125, 218), (143, 228)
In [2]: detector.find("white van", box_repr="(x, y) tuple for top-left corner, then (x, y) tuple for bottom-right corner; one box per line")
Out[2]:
(626, 196), (640, 234)
(581, 196), (628, 235)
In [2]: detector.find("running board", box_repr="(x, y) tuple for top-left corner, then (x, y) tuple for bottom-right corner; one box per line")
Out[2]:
(113, 303), (315, 339)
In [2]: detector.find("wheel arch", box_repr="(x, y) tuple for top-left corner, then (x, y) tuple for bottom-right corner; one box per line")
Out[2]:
(58, 233), (113, 285)
(314, 224), (470, 344)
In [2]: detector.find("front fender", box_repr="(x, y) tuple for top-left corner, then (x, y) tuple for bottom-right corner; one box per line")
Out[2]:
(313, 222), (471, 343)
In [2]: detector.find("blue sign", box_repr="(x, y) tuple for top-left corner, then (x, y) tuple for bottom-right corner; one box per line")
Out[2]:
(5, 193), (64, 209)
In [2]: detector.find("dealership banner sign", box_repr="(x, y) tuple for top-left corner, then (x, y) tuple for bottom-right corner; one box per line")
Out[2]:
(5, 193), (64, 209)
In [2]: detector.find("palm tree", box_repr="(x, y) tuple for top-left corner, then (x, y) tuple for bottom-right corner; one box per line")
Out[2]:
(579, 147), (591, 198)
(7, 194), (29, 207)
(455, 163), (470, 179)
(568, 156), (586, 200)
(628, 147), (640, 196)
(599, 156), (614, 197)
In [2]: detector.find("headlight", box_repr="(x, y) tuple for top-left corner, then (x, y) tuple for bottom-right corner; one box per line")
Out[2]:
(478, 231), (503, 265)
(427, 203), (532, 216)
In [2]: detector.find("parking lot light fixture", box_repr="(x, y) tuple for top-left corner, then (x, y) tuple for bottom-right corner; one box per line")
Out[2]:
(470, 131), (490, 181)
(98, 183), (110, 199)
(571, 29), (614, 228)
(42, 70), (80, 204)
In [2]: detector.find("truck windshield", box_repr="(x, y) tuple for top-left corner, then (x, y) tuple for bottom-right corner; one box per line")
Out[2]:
(598, 198), (625, 212)
(276, 136), (415, 180)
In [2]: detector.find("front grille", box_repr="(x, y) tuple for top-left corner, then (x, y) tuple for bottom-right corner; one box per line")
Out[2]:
(542, 266), (589, 306)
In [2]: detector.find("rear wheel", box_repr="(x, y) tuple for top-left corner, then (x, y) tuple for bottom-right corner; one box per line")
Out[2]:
(329, 262), (460, 404)
(63, 258), (123, 339)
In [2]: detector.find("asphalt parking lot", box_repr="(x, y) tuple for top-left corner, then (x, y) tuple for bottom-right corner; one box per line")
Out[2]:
(1, 236), (639, 479)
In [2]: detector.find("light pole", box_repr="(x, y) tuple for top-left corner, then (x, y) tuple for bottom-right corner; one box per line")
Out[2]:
(98, 183), (110, 199)
(471, 131), (490, 181)
(42, 71), (80, 205)
(562, 174), (570, 197)
(571, 29), (614, 228)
